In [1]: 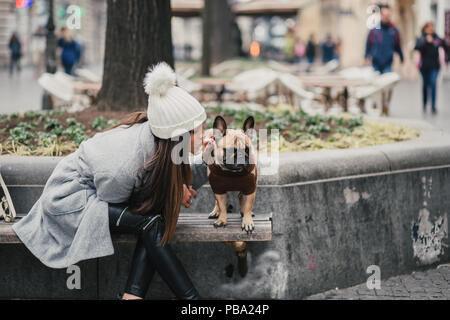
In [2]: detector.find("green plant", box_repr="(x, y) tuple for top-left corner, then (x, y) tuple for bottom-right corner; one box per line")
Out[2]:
(9, 125), (35, 145)
(91, 116), (116, 131)
(305, 114), (325, 126)
(47, 108), (67, 116)
(263, 110), (276, 121)
(91, 116), (108, 130)
(291, 123), (306, 132)
(296, 132), (316, 140)
(335, 127), (352, 135)
(62, 126), (89, 145)
(35, 131), (58, 147)
(204, 117), (215, 129)
(348, 117), (363, 128)
(24, 110), (41, 119)
(223, 108), (237, 117)
(66, 117), (79, 126)
(44, 118), (61, 130)
(317, 123), (331, 133)
(307, 125), (321, 137)
(266, 118), (289, 131)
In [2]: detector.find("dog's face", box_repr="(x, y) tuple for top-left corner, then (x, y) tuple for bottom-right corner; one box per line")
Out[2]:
(211, 115), (255, 172)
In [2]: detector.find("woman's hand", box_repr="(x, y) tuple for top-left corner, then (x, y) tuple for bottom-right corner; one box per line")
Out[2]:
(181, 184), (197, 208)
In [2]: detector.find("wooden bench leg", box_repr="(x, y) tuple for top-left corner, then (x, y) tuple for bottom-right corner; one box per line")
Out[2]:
(224, 241), (248, 278)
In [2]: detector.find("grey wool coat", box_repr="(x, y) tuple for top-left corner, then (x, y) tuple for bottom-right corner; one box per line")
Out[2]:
(12, 121), (208, 269)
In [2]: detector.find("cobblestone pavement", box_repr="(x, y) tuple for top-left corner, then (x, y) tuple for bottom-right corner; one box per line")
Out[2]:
(389, 78), (450, 133)
(306, 264), (450, 300)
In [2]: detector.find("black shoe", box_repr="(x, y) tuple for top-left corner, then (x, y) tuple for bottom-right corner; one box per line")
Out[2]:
(431, 108), (437, 115)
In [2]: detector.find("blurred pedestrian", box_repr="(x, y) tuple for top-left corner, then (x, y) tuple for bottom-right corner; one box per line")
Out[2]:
(306, 34), (316, 72)
(294, 38), (305, 63)
(31, 27), (46, 78)
(8, 33), (22, 76)
(284, 27), (296, 63)
(321, 34), (336, 64)
(58, 28), (81, 75)
(231, 20), (245, 57)
(365, 4), (404, 74)
(414, 22), (450, 114)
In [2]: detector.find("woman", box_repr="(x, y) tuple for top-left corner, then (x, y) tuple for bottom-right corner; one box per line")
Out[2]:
(8, 33), (22, 76)
(13, 62), (211, 300)
(305, 34), (316, 73)
(414, 22), (450, 114)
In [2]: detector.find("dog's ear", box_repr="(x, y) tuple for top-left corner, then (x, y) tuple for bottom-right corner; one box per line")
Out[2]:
(243, 116), (255, 134)
(213, 116), (227, 137)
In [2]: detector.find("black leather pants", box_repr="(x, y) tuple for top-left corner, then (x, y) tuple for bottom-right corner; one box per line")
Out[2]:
(108, 202), (201, 300)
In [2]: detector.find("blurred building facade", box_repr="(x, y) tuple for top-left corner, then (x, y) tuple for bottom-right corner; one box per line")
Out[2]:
(0, 0), (106, 69)
(1, 0), (448, 73)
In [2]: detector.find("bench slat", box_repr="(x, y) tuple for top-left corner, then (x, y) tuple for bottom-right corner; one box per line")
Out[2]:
(178, 212), (271, 221)
(0, 212), (272, 244)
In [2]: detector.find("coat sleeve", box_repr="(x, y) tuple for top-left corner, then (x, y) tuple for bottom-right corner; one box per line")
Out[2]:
(93, 170), (135, 204)
(440, 37), (450, 63)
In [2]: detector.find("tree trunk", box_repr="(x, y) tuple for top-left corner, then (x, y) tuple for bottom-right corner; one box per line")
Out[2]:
(96, 0), (174, 111)
(201, 0), (237, 76)
(201, 0), (212, 76)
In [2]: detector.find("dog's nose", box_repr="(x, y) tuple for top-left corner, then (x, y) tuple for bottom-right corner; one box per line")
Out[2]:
(223, 148), (250, 171)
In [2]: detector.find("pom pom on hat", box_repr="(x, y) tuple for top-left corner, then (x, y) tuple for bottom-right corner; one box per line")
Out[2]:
(143, 62), (176, 96)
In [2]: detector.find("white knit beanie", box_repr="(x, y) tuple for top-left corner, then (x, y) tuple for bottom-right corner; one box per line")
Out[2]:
(143, 62), (206, 139)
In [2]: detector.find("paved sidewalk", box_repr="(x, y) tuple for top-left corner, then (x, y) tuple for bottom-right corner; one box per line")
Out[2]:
(306, 265), (450, 300)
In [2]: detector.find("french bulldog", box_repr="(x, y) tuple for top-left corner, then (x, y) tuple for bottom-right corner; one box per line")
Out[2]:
(207, 115), (257, 233)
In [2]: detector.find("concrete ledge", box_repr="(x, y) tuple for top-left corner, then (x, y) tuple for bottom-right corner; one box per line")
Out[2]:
(0, 118), (449, 299)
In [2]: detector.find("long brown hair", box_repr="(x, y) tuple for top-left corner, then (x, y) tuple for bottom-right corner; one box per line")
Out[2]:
(105, 111), (193, 245)
(422, 21), (434, 35)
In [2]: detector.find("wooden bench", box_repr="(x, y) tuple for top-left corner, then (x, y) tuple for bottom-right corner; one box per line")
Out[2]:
(0, 212), (273, 277)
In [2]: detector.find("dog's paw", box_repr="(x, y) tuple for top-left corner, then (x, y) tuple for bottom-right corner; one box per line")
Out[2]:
(213, 217), (227, 228)
(240, 212), (255, 218)
(241, 215), (255, 234)
(208, 210), (220, 219)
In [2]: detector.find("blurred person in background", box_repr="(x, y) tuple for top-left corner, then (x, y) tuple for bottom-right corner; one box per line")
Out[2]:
(58, 27), (82, 75)
(414, 21), (450, 114)
(31, 27), (46, 78)
(306, 34), (316, 72)
(365, 4), (404, 74)
(321, 34), (336, 64)
(284, 27), (296, 63)
(294, 37), (305, 63)
(8, 33), (22, 76)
